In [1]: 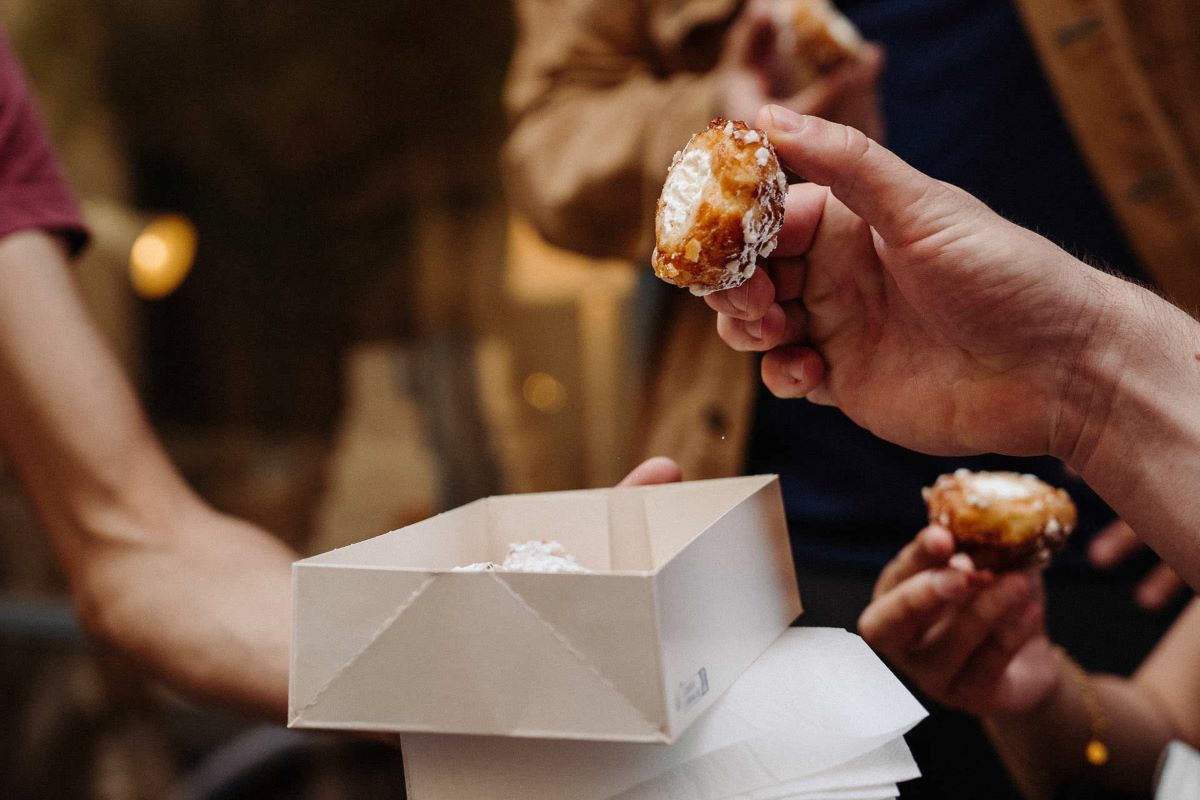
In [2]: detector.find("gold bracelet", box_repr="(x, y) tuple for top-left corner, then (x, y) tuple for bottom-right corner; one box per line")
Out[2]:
(1054, 646), (1109, 767)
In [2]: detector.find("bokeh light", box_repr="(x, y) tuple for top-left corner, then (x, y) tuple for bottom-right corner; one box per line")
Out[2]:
(522, 372), (566, 414)
(129, 214), (197, 300)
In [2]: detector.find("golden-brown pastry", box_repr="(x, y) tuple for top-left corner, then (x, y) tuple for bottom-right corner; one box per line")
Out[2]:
(652, 118), (788, 296)
(923, 469), (1077, 571)
(777, 0), (865, 91)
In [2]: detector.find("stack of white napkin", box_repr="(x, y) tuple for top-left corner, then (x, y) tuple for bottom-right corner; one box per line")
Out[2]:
(402, 628), (927, 800)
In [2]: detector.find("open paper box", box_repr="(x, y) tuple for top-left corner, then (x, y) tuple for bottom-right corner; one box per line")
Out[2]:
(289, 474), (800, 743)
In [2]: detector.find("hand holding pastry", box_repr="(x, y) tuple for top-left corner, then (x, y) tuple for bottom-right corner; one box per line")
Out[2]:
(703, 106), (1129, 462)
(714, 0), (885, 140)
(859, 524), (1062, 717)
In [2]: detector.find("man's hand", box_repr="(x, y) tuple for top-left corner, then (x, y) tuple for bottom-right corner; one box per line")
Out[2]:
(859, 527), (1061, 717)
(706, 107), (1120, 461)
(715, 0), (885, 140)
(1089, 520), (1190, 612)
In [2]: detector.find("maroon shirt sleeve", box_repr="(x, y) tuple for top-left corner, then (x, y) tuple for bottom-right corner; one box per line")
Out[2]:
(0, 32), (89, 255)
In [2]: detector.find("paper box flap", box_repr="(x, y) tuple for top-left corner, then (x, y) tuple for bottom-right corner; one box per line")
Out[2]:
(291, 571), (665, 739)
(290, 565), (437, 717)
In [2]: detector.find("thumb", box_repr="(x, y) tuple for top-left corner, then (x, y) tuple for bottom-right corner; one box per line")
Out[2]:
(756, 105), (970, 246)
(617, 456), (683, 487)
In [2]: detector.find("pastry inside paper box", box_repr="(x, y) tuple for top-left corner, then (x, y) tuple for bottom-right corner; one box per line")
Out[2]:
(452, 540), (589, 574)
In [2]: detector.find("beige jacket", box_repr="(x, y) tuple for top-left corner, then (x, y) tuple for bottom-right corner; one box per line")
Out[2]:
(504, 0), (1200, 479)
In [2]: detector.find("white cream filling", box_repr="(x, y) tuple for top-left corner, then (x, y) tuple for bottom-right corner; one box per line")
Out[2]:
(967, 474), (1036, 501)
(953, 469), (1038, 508)
(660, 148), (712, 241)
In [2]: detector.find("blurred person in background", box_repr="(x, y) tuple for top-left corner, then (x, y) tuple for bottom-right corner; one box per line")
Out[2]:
(0, 24), (684, 729)
(702, 107), (1200, 798)
(503, 0), (1200, 795)
(0, 26), (297, 718)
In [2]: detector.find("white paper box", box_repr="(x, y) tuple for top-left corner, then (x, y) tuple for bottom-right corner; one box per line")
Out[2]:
(289, 475), (800, 742)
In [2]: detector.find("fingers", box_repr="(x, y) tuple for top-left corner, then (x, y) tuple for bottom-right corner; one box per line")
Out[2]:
(874, 526), (957, 599)
(913, 572), (1034, 681)
(945, 600), (1044, 706)
(722, 0), (778, 71)
(755, 105), (964, 246)
(858, 567), (972, 654)
(617, 457), (682, 487)
(1085, 520), (1188, 611)
(862, 566), (1047, 715)
(774, 182), (830, 258)
(716, 300), (807, 351)
(705, 266), (776, 319)
(1088, 520), (1141, 569)
(785, 43), (883, 116)
(761, 345), (826, 398)
(1136, 562), (1188, 612)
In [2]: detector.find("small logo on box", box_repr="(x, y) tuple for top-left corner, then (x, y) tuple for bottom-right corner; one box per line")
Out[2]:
(675, 667), (709, 712)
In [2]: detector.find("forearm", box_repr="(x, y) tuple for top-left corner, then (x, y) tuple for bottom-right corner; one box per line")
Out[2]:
(986, 666), (1175, 798)
(0, 232), (191, 560)
(1062, 276), (1200, 589)
(0, 231), (293, 717)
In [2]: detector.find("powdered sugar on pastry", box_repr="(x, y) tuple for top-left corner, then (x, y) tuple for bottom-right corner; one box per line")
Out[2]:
(452, 540), (590, 574)
(651, 119), (788, 296)
(923, 470), (1076, 571)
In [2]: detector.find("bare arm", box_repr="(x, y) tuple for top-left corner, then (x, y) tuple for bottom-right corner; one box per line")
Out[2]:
(985, 600), (1200, 798)
(861, 527), (1199, 798)
(0, 230), (295, 718)
(1065, 286), (1200, 590)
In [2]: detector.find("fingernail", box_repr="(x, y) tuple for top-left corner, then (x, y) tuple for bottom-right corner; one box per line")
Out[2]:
(947, 553), (974, 572)
(730, 286), (747, 314)
(787, 359), (806, 384)
(765, 104), (805, 133)
(746, 318), (763, 340)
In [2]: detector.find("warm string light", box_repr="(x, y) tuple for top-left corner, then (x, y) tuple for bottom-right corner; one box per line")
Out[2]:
(130, 214), (197, 299)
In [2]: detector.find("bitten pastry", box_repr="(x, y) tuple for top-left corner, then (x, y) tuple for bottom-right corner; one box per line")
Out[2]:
(777, 0), (865, 91)
(652, 119), (788, 296)
(923, 469), (1077, 571)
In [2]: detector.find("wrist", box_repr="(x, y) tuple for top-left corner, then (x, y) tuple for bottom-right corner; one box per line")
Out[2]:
(1056, 276), (1200, 494)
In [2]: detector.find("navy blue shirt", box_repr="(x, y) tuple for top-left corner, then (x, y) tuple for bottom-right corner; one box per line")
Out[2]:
(746, 0), (1144, 570)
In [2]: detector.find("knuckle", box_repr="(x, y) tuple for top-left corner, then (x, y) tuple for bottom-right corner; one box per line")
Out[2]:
(839, 124), (872, 164)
